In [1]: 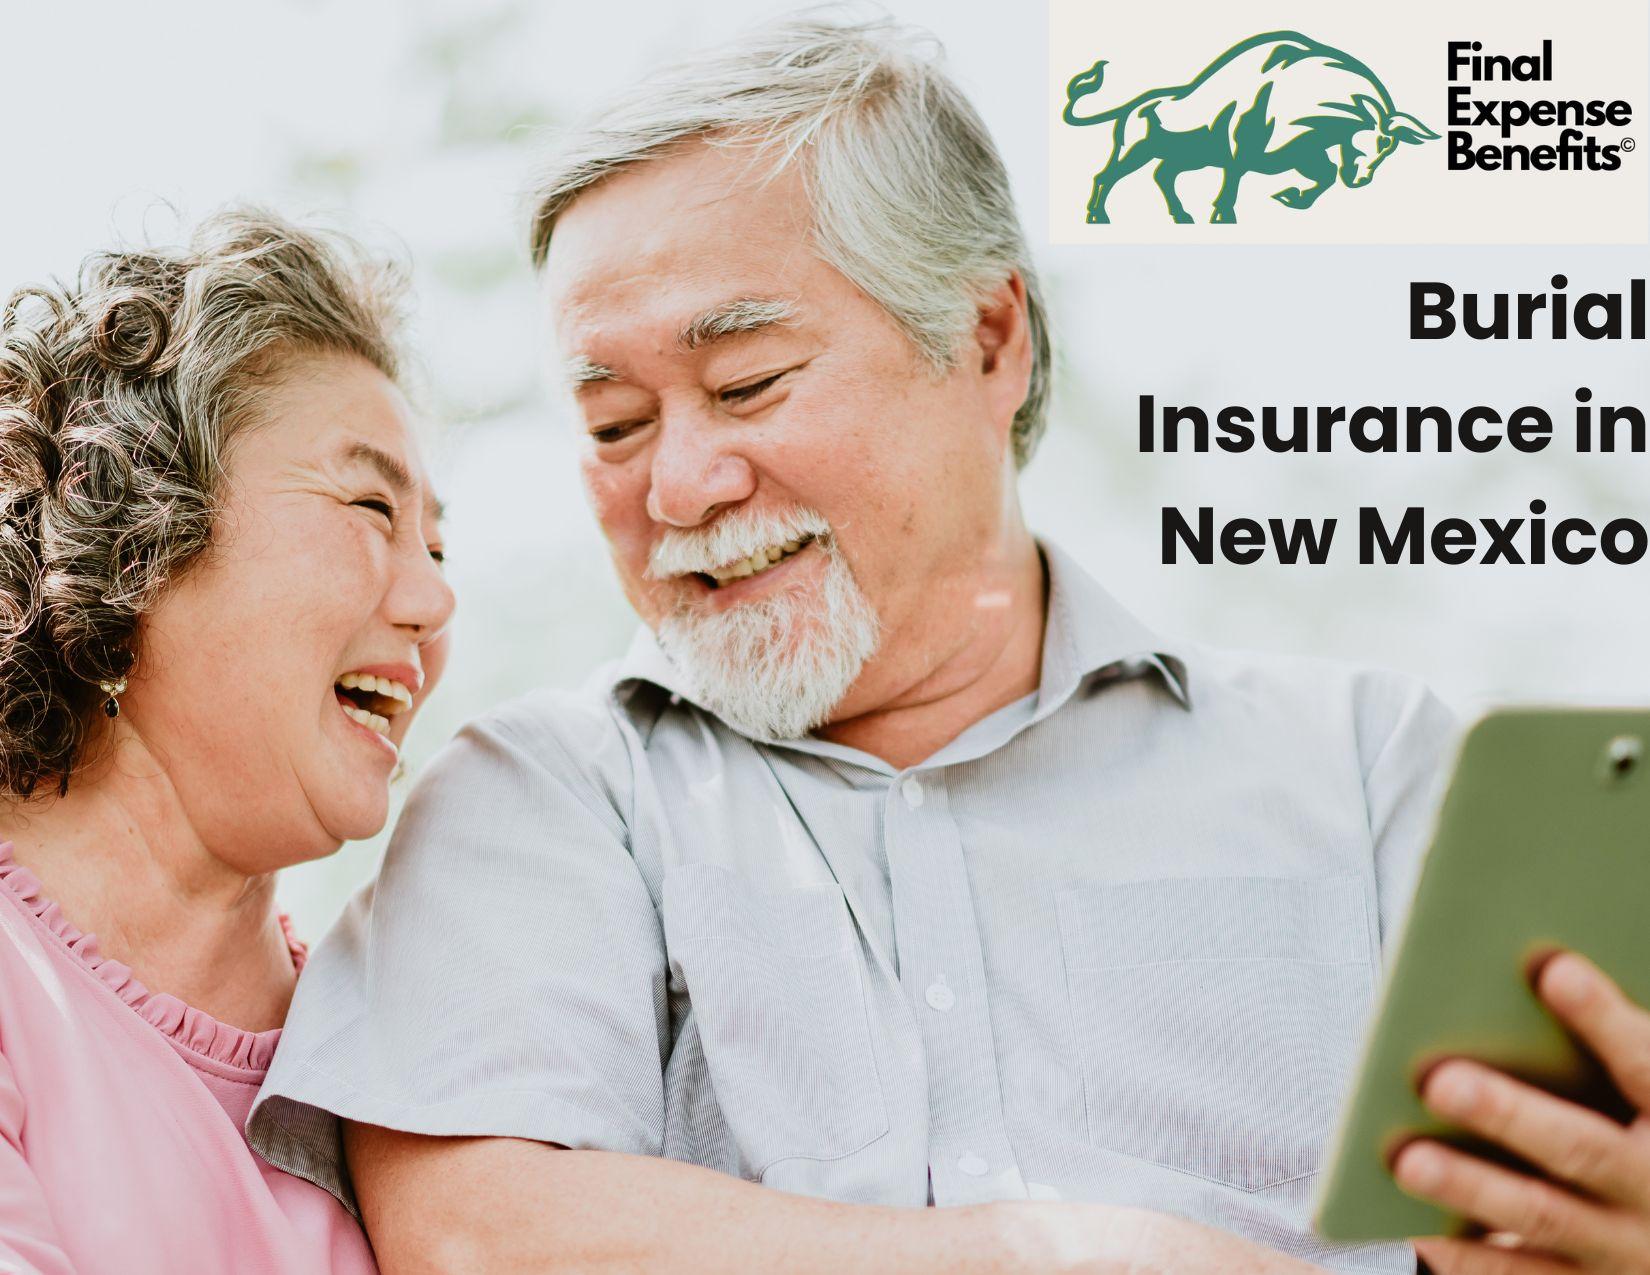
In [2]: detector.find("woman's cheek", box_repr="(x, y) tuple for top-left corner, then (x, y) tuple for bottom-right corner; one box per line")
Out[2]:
(288, 508), (389, 598)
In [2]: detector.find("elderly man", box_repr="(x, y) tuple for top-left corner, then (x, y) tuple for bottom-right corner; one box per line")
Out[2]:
(252, 16), (1650, 1275)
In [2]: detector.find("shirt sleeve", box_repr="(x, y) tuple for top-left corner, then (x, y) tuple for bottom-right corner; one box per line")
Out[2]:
(249, 696), (668, 1212)
(1357, 674), (1460, 958)
(0, 1051), (81, 1274)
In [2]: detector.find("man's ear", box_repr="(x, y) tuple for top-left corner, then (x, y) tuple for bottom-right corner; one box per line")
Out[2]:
(973, 271), (1033, 445)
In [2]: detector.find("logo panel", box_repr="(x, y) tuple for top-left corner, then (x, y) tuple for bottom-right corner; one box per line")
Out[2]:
(1048, 0), (1649, 243)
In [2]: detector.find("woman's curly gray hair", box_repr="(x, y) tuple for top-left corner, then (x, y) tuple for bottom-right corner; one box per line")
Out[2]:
(0, 208), (408, 799)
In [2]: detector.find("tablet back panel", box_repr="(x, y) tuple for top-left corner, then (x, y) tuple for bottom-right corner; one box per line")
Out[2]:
(1314, 708), (1650, 1241)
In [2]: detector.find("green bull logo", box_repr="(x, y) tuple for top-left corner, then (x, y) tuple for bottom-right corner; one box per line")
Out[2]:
(1062, 30), (1439, 223)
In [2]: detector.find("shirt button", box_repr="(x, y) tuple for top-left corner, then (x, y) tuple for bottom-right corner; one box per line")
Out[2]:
(957, 1153), (989, 1177)
(901, 775), (925, 808)
(924, 981), (955, 1012)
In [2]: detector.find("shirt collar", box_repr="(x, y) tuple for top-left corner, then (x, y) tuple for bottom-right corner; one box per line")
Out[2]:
(1036, 539), (1190, 712)
(611, 537), (1190, 731)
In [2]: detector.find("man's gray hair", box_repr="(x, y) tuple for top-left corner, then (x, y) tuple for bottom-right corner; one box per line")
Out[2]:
(526, 12), (1052, 466)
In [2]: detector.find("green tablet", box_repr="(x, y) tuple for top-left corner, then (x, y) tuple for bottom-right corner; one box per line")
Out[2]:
(1314, 707), (1650, 1242)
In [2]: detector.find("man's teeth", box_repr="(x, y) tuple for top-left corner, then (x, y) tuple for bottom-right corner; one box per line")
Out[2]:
(337, 672), (413, 710)
(708, 538), (806, 585)
(340, 702), (393, 737)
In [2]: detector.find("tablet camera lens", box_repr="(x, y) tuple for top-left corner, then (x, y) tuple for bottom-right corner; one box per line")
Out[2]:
(1605, 735), (1641, 780)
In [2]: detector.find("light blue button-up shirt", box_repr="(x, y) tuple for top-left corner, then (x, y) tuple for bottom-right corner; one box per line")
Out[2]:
(252, 542), (1455, 1272)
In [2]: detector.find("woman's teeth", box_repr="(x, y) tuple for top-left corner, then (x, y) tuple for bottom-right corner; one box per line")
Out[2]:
(708, 538), (808, 586)
(335, 672), (414, 738)
(341, 702), (393, 737)
(338, 672), (413, 708)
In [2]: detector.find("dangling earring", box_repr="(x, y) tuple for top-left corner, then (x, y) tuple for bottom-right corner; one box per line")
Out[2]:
(98, 676), (127, 718)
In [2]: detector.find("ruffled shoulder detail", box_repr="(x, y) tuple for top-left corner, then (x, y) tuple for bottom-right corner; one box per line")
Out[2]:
(0, 842), (302, 1074)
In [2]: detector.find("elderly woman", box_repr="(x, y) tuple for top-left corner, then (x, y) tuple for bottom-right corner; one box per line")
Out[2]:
(0, 210), (453, 1272)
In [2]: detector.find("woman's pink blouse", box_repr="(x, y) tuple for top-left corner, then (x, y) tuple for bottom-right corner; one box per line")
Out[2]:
(0, 843), (376, 1274)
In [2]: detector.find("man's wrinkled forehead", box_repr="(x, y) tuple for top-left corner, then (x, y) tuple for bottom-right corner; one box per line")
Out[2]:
(541, 141), (816, 345)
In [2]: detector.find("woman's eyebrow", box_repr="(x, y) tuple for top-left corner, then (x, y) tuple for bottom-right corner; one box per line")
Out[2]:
(340, 441), (445, 522)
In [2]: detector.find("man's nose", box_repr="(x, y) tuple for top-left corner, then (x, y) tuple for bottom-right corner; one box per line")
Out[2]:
(645, 415), (757, 527)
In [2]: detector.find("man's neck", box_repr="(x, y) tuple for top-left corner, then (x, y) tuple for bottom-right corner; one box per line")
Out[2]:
(0, 745), (297, 1032)
(816, 531), (1047, 771)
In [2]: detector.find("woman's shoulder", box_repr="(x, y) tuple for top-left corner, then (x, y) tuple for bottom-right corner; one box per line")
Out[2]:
(0, 843), (285, 1073)
(0, 842), (150, 1024)
(0, 844), (141, 1107)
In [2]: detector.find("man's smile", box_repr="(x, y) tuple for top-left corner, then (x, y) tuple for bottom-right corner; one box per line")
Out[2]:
(700, 534), (814, 587)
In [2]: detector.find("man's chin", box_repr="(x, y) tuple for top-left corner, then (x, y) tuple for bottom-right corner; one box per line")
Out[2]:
(659, 623), (876, 742)
(649, 531), (880, 740)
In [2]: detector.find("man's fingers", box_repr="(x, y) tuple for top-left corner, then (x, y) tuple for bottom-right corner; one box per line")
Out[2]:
(1394, 1139), (1633, 1264)
(1537, 953), (1650, 1112)
(1420, 1058), (1645, 1204)
(1413, 1235), (1579, 1275)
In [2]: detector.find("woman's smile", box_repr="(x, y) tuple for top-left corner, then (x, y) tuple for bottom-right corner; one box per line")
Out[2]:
(331, 663), (424, 758)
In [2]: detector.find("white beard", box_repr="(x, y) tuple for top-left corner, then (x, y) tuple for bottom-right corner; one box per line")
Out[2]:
(649, 507), (880, 741)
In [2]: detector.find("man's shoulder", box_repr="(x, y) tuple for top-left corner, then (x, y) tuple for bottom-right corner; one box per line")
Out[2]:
(1174, 636), (1456, 775)
(416, 660), (641, 812)
(1181, 636), (1433, 705)
(466, 660), (631, 753)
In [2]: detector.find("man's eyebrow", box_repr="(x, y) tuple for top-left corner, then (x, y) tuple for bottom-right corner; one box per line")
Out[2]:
(677, 297), (799, 351)
(563, 299), (798, 387)
(566, 353), (620, 386)
(342, 441), (445, 522)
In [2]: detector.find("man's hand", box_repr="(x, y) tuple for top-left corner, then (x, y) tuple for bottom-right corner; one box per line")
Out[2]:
(1392, 952), (1650, 1273)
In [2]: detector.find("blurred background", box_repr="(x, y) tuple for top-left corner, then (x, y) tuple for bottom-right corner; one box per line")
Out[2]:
(4, 0), (1646, 934)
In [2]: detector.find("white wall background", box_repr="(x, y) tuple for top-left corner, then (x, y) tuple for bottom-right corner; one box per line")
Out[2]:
(4, 0), (1646, 934)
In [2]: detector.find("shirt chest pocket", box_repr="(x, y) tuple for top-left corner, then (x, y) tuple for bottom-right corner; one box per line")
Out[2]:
(1057, 875), (1373, 1192)
(663, 862), (889, 1177)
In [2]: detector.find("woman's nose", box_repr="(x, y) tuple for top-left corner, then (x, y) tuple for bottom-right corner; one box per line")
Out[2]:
(391, 546), (456, 642)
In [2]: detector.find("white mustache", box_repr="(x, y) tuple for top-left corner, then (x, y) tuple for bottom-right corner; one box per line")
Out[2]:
(646, 506), (833, 580)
